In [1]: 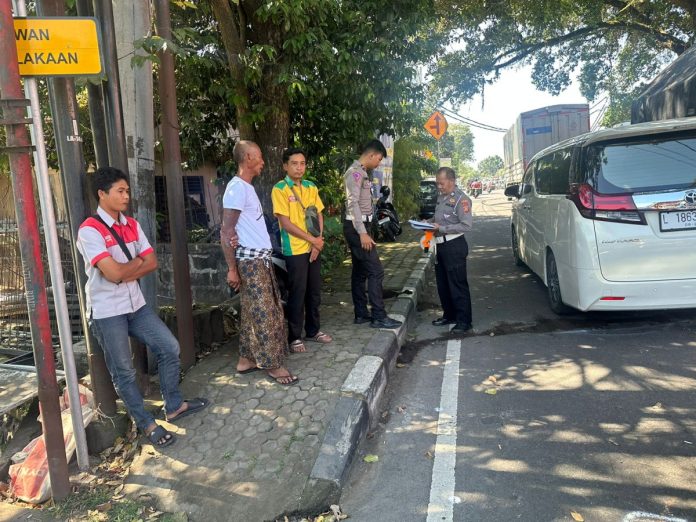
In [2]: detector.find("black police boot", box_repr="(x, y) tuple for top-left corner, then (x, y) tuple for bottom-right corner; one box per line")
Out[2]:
(432, 316), (456, 326)
(354, 315), (372, 325)
(451, 322), (473, 333)
(370, 316), (403, 329)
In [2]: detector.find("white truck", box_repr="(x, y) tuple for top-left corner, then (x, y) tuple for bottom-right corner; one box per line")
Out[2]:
(503, 104), (590, 183)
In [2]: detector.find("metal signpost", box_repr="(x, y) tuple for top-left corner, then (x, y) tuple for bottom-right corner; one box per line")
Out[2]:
(8, 7), (105, 484)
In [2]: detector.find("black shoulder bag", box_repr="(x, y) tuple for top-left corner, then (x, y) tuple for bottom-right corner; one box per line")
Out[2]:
(93, 214), (134, 261)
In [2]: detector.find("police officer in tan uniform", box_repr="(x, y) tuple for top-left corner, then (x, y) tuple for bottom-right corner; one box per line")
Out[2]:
(431, 167), (473, 332)
(343, 140), (402, 329)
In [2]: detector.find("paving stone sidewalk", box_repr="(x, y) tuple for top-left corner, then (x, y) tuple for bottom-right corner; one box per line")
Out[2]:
(124, 228), (426, 522)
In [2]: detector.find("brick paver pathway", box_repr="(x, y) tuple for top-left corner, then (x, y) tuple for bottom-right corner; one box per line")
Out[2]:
(125, 227), (425, 521)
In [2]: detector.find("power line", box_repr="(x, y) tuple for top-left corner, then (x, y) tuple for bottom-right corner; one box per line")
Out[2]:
(437, 107), (507, 133)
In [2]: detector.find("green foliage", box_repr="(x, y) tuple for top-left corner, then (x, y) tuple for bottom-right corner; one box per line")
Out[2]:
(320, 216), (348, 276)
(458, 163), (477, 185)
(433, 0), (694, 120)
(438, 123), (475, 174)
(169, 1), (447, 175)
(392, 136), (434, 220)
(477, 155), (504, 177)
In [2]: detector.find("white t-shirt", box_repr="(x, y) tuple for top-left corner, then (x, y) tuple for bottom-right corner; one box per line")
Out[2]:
(222, 176), (272, 249)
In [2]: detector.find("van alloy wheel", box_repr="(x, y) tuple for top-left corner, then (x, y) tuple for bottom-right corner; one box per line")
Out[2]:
(546, 251), (572, 315)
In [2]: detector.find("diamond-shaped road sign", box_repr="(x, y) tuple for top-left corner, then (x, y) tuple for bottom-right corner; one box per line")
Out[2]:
(424, 110), (448, 140)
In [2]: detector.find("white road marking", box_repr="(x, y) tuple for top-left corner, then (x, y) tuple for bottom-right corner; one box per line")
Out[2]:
(426, 339), (462, 522)
(623, 512), (688, 522)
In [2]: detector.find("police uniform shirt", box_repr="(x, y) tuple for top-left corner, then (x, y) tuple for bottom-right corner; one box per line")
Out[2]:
(343, 160), (373, 234)
(433, 187), (473, 235)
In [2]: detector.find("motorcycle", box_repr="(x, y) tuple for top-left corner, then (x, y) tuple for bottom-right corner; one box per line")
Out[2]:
(372, 185), (402, 242)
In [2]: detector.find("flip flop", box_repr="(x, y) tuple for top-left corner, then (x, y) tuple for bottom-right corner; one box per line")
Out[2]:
(237, 366), (261, 375)
(306, 332), (332, 343)
(267, 373), (299, 386)
(290, 339), (307, 353)
(146, 424), (176, 447)
(166, 397), (210, 423)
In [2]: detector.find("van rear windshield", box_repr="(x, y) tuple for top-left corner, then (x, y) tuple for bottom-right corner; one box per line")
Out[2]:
(587, 135), (696, 194)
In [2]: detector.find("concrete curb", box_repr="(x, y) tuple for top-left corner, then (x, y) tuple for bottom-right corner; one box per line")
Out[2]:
(299, 249), (433, 512)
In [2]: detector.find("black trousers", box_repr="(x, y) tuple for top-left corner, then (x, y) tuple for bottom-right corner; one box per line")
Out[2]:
(285, 252), (322, 341)
(343, 220), (386, 320)
(435, 235), (472, 325)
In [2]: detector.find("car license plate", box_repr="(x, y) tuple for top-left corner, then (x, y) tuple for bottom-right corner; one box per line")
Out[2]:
(660, 210), (696, 231)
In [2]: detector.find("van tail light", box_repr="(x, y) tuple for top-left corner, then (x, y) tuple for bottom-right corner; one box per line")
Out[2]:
(567, 183), (645, 224)
(600, 296), (625, 301)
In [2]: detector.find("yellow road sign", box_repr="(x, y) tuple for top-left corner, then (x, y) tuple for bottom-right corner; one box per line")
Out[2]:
(14, 17), (102, 77)
(424, 111), (448, 141)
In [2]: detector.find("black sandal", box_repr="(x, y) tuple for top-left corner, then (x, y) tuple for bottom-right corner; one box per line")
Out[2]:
(147, 425), (176, 447)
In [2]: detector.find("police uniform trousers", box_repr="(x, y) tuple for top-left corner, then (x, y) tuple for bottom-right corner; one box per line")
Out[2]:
(435, 234), (472, 325)
(342, 220), (386, 320)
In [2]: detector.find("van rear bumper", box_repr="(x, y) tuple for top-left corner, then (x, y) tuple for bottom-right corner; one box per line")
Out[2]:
(572, 268), (696, 311)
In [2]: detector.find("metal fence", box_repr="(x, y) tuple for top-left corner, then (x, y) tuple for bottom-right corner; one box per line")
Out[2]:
(0, 217), (83, 365)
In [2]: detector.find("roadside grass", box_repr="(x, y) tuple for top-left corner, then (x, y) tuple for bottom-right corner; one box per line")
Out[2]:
(48, 485), (182, 521)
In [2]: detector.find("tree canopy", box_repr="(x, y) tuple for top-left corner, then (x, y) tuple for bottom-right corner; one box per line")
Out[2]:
(168, 0), (448, 209)
(438, 123), (475, 174)
(477, 155), (504, 177)
(433, 0), (695, 125)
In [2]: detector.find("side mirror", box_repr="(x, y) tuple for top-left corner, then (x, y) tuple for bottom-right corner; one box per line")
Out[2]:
(504, 184), (520, 199)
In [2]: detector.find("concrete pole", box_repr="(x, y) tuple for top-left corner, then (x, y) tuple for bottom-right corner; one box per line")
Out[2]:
(113, 0), (157, 311)
(94, 0), (149, 390)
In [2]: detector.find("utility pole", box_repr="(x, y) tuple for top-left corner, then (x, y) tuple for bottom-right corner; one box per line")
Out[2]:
(93, 0), (149, 388)
(36, 0), (118, 417)
(75, 0), (109, 169)
(0, 1), (70, 500)
(154, 0), (196, 370)
(113, 0), (157, 317)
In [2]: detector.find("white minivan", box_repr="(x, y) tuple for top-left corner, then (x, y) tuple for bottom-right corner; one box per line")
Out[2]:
(504, 118), (696, 314)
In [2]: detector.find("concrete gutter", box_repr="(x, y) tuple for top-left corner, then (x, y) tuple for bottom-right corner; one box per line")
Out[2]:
(299, 250), (433, 512)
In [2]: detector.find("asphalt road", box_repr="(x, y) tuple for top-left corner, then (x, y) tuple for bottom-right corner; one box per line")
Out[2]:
(340, 191), (696, 522)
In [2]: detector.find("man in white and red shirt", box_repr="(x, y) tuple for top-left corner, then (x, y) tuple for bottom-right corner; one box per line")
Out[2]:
(77, 167), (207, 448)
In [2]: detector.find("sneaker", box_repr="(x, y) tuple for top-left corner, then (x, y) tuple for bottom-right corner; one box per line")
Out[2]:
(354, 315), (372, 324)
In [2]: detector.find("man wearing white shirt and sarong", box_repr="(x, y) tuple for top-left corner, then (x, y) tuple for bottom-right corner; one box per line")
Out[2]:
(221, 141), (298, 386)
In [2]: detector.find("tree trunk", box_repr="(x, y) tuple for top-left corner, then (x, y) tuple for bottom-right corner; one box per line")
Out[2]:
(210, 0), (256, 140)
(256, 64), (289, 213)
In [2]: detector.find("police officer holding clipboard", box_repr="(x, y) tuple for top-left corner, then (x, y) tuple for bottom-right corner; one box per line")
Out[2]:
(430, 167), (473, 333)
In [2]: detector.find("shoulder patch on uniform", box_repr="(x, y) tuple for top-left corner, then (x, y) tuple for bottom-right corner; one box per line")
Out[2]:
(462, 199), (471, 213)
(352, 171), (361, 182)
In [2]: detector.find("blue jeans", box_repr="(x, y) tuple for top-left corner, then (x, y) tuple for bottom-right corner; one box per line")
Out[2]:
(90, 305), (183, 432)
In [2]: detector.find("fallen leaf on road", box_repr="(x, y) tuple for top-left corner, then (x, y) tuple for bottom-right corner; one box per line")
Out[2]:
(570, 511), (584, 521)
(425, 451), (434, 459)
(498, 444), (502, 450)
(363, 454), (379, 463)
(484, 389), (497, 395)
(489, 332), (495, 337)
(396, 363), (407, 368)
(397, 405), (406, 413)
(608, 438), (619, 446)
(487, 375), (498, 384)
